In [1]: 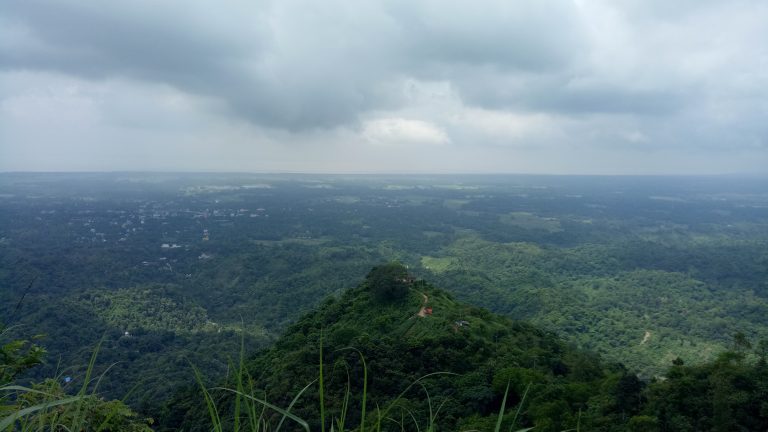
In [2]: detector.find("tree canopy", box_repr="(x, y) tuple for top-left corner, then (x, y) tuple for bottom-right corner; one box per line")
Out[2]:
(366, 262), (410, 302)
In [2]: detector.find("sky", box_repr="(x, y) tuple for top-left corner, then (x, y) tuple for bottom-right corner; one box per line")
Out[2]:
(1, 0), (767, 174)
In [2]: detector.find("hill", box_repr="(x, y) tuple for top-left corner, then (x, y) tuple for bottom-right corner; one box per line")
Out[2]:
(162, 263), (642, 431)
(3, 173), (768, 408)
(6, 263), (768, 431)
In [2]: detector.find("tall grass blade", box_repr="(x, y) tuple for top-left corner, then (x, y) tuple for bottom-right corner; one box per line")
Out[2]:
(234, 332), (246, 432)
(359, 353), (368, 432)
(378, 371), (456, 426)
(0, 385), (55, 397)
(495, 381), (511, 432)
(0, 396), (83, 429)
(192, 363), (223, 432)
(319, 330), (326, 432)
(274, 379), (317, 432)
(91, 361), (120, 395)
(419, 382), (433, 427)
(70, 338), (104, 431)
(218, 388), (310, 432)
(335, 365), (351, 432)
(430, 397), (449, 432)
(576, 408), (581, 432)
(508, 383), (531, 432)
(398, 404), (420, 432)
(334, 347), (368, 432)
(246, 375), (266, 432)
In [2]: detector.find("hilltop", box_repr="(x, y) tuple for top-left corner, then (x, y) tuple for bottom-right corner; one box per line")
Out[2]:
(163, 263), (640, 431)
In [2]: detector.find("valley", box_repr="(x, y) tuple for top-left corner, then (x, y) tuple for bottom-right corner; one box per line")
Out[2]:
(2, 173), (768, 428)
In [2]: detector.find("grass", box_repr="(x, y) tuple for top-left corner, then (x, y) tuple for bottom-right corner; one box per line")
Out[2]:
(187, 332), (581, 432)
(420, 256), (457, 274)
(3, 334), (576, 432)
(1, 339), (153, 431)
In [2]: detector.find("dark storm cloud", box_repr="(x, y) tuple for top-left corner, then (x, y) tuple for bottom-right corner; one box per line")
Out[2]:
(0, 1), (389, 129)
(1, 0), (767, 174)
(392, 0), (585, 72)
(0, 0), (592, 129)
(0, 2), (246, 78)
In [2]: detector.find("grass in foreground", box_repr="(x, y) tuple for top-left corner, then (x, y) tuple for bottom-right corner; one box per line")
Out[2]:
(1, 340), (152, 432)
(191, 333), (554, 432)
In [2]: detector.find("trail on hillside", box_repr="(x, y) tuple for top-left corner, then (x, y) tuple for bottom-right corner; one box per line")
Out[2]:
(416, 292), (429, 317)
(640, 330), (652, 345)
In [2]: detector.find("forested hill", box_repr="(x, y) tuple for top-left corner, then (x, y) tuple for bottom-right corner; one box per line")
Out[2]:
(159, 264), (768, 432)
(5, 263), (768, 431)
(162, 263), (624, 431)
(3, 174), (768, 430)
(3, 173), (768, 402)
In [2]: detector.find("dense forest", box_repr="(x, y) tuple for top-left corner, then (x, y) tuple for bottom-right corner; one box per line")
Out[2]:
(159, 264), (768, 431)
(6, 264), (768, 431)
(2, 173), (768, 429)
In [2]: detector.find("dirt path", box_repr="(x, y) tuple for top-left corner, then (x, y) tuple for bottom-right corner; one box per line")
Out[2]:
(416, 292), (429, 317)
(640, 330), (652, 345)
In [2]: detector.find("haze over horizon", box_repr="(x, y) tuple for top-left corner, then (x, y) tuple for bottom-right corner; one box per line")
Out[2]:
(2, 1), (767, 175)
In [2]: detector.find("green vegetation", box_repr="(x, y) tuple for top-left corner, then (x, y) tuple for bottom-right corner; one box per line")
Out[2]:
(642, 350), (768, 431)
(164, 272), (768, 431)
(2, 173), (768, 427)
(366, 263), (410, 303)
(420, 256), (456, 273)
(77, 285), (217, 334)
(498, 212), (563, 233)
(5, 270), (768, 431)
(1, 327), (152, 431)
(1, 326), (45, 387)
(3, 378), (153, 432)
(426, 235), (768, 376)
(164, 274), (637, 431)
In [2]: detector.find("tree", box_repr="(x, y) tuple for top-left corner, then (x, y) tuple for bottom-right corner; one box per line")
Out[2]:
(366, 263), (410, 303)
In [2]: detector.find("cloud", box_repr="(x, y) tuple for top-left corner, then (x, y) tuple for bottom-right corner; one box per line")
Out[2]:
(362, 118), (449, 146)
(1, 0), (767, 173)
(0, 0), (588, 129)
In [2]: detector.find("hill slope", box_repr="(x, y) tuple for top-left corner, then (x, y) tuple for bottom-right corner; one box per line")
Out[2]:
(164, 264), (639, 431)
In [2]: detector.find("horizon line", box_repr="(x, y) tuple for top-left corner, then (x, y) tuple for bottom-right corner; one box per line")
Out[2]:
(1, 170), (766, 177)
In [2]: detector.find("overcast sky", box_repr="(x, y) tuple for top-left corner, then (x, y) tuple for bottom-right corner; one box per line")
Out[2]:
(1, 0), (767, 174)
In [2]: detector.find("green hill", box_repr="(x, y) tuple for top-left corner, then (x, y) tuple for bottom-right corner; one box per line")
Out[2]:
(163, 263), (640, 431)
(7, 263), (768, 431)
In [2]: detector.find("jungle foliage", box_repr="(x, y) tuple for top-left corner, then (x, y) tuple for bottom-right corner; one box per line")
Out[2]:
(161, 269), (768, 431)
(1, 173), (768, 427)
